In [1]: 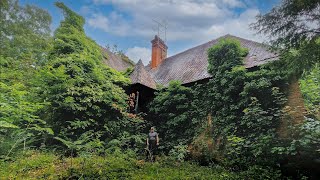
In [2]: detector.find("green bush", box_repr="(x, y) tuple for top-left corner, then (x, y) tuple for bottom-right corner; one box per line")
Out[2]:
(148, 81), (205, 152)
(31, 3), (145, 154)
(236, 165), (282, 180)
(169, 143), (189, 162)
(299, 63), (320, 118)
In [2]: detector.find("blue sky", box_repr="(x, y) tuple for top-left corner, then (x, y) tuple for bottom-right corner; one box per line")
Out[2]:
(20, 0), (279, 65)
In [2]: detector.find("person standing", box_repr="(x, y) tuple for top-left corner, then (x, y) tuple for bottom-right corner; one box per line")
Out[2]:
(146, 127), (159, 159)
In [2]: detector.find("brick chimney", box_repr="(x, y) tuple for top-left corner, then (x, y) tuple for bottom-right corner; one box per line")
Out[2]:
(151, 35), (167, 69)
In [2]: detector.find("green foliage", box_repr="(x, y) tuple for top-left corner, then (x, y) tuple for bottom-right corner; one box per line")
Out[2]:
(122, 67), (134, 77)
(187, 38), (287, 168)
(252, 1), (320, 74)
(272, 116), (320, 159)
(0, 150), (285, 179)
(0, 77), (52, 157)
(236, 165), (282, 180)
(169, 143), (189, 162)
(0, 1), (317, 178)
(148, 38), (288, 168)
(274, 63), (319, 164)
(54, 131), (105, 156)
(279, 37), (320, 75)
(50, 2), (93, 59)
(1, 150), (265, 179)
(0, 0), (52, 65)
(299, 63), (320, 118)
(252, 0), (320, 49)
(31, 2), (143, 153)
(207, 38), (248, 74)
(0, 0), (52, 157)
(252, 2), (319, 176)
(295, 117), (320, 155)
(0, 150), (136, 179)
(206, 39), (287, 167)
(149, 81), (205, 152)
(55, 2), (85, 32)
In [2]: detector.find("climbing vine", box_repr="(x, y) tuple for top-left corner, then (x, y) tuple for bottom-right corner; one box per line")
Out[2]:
(148, 81), (205, 152)
(33, 2), (144, 151)
(198, 38), (288, 167)
(149, 38), (289, 168)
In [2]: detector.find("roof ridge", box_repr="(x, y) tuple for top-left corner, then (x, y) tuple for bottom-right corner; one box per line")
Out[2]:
(164, 38), (216, 61)
(161, 34), (269, 65)
(146, 34), (279, 86)
(224, 34), (271, 47)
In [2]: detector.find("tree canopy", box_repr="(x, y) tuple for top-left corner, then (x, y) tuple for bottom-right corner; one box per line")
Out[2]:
(0, 0), (52, 63)
(252, 0), (320, 74)
(252, 0), (320, 48)
(0, 0), (53, 156)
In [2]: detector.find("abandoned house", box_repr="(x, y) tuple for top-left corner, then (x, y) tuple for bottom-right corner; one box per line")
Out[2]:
(102, 34), (305, 128)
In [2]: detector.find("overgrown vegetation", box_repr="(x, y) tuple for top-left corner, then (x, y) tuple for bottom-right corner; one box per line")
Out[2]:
(1, 150), (283, 180)
(0, 0), (319, 179)
(0, 0), (53, 158)
(148, 38), (288, 170)
(252, 0), (320, 177)
(300, 64), (320, 118)
(0, 1), (145, 157)
(33, 2), (144, 151)
(148, 81), (205, 152)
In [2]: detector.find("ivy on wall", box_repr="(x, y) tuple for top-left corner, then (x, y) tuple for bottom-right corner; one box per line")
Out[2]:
(149, 38), (289, 168)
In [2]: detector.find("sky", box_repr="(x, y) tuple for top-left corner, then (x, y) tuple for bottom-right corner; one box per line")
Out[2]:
(20, 0), (280, 65)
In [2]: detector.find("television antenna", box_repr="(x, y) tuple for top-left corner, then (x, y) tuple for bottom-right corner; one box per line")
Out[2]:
(152, 19), (168, 43)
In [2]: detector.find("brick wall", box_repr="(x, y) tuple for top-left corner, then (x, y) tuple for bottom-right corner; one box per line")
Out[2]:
(278, 77), (306, 138)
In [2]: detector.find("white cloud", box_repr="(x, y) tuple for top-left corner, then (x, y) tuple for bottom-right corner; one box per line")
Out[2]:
(222, 0), (246, 8)
(87, 1), (234, 39)
(126, 46), (151, 65)
(87, 14), (109, 32)
(86, 0), (267, 53)
(87, 12), (129, 36)
(202, 9), (266, 43)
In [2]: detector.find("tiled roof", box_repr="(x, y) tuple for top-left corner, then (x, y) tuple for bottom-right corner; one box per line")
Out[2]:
(130, 60), (157, 89)
(130, 34), (279, 89)
(101, 47), (134, 71)
(146, 34), (278, 87)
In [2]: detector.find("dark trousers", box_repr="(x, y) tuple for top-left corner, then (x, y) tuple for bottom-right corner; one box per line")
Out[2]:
(148, 140), (157, 154)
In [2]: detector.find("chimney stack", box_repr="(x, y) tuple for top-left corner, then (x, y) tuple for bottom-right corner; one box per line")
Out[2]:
(151, 35), (167, 69)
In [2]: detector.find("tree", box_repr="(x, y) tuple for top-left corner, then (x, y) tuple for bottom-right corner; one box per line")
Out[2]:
(0, 80), (53, 156)
(33, 3), (139, 149)
(0, 0), (53, 156)
(0, 0), (52, 65)
(251, 0), (320, 74)
(252, 0), (320, 48)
